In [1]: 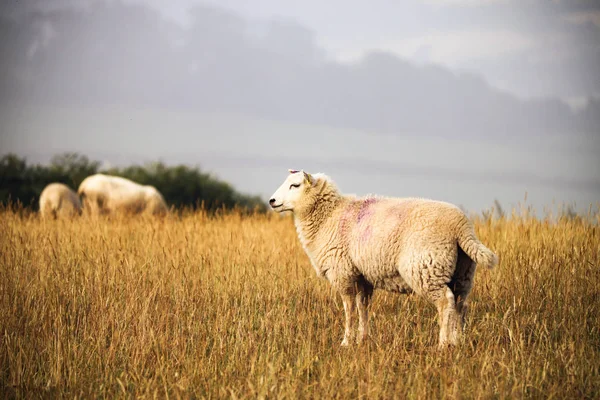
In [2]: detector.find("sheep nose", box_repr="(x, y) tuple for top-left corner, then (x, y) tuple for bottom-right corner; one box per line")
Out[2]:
(269, 198), (276, 205)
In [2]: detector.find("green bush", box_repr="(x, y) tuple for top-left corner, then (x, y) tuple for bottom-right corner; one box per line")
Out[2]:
(0, 153), (266, 212)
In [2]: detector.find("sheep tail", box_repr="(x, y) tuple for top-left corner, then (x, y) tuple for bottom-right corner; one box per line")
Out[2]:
(456, 219), (498, 269)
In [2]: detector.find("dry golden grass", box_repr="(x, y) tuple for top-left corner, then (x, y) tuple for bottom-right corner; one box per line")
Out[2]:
(1, 207), (599, 398)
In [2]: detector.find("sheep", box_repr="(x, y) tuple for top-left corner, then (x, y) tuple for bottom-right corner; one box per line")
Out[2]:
(38, 183), (83, 219)
(78, 174), (167, 216)
(269, 169), (498, 347)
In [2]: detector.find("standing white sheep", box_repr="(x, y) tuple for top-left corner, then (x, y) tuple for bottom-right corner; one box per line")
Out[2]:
(269, 170), (497, 347)
(78, 174), (167, 216)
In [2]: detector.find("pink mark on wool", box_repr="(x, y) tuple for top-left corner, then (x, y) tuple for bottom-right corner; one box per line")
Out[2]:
(360, 225), (372, 242)
(357, 197), (377, 223)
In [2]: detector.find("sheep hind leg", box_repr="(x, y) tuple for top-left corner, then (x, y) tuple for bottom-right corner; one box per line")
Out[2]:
(450, 247), (476, 336)
(427, 285), (460, 348)
(406, 248), (460, 348)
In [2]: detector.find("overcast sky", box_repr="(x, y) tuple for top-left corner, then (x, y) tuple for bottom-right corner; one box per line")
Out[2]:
(126, 0), (600, 105)
(1, 0), (598, 213)
(15, 0), (600, 103)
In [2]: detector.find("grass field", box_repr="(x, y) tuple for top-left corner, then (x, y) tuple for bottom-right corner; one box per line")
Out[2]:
(1, 208), (599, 398)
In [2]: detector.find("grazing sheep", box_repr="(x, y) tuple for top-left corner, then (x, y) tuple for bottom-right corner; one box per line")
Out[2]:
(78, 174), (167, 216)
(269, 170), (497, 347)
(39, 183), (82, 219)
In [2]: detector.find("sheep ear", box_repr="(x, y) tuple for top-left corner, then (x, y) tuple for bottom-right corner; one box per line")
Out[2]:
(288, 169), (300, 174)
(303, 171), (313, 185)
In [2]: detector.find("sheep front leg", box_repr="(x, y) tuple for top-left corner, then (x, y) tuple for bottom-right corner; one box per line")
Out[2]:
(355, 282), (373, 344)
(340, 293), (356, 346)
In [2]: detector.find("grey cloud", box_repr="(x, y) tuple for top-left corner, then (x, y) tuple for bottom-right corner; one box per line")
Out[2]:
(1, 1), (597, 139)
(209, 0), (600, 99)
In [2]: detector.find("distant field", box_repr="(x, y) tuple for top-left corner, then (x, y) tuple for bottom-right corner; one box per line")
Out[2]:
(1, 209), (599, 398)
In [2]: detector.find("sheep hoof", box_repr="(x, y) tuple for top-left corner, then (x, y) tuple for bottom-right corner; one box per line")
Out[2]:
(438, 339), (458, 350)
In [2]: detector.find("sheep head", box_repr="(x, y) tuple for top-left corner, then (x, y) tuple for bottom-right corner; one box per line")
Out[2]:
(269, 169), (315, 213)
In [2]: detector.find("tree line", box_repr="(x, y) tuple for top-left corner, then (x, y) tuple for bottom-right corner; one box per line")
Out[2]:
(0, 153), (266, 212)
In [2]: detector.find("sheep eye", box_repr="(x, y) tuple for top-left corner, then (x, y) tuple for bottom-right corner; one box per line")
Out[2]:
(289, 183), (300, 189)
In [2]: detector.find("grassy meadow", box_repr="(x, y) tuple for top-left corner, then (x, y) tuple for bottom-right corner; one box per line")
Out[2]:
(1, 207), (599, 398)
